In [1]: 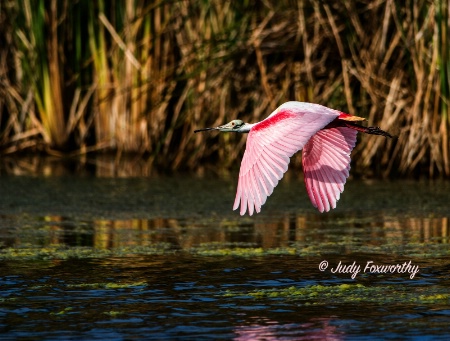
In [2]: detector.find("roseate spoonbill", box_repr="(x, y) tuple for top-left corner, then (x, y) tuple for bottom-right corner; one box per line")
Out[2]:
(194, 101), (392, 215)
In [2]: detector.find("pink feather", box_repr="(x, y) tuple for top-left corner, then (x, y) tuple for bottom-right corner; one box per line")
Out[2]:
(233, 102), (350, 215)
(302, 127), (357, 212)
(196, 101), (391, 215)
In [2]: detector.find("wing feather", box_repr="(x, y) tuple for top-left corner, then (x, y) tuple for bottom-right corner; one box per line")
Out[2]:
(262, 149), (287, 175)
(316, 161), (340, 209)
(243, 175), (252, 215)
(234, 102), (340, 215)
(257, 158), (277, 188)
(249, 169), (263, 213)
(302, 127), (358, 212)
(260, 152), (281, 184)
(253, 162), (269, 199)
(308, 168), (324, 211)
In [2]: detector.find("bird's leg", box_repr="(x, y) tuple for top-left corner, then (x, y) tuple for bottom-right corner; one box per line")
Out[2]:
(364, 126), (394, 138)
(340, 122), (394, 138)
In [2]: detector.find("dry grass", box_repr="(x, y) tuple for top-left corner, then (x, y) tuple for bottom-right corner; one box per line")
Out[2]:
(0, 0), (449, 177)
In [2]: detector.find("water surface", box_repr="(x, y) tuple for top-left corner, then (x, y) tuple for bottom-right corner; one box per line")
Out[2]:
(0, 172), (449, 339)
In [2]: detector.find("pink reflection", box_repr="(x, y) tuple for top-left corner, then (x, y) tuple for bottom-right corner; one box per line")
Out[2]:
(234, 317), (343, 341)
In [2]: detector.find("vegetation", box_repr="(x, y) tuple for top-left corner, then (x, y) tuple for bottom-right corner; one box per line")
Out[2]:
(223, 284), (450, 305)
(0, 0), (448, 176)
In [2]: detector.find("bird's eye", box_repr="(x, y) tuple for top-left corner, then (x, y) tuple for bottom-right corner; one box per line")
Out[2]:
(231, 122), (235, 126)
(232, 121), (242, 129)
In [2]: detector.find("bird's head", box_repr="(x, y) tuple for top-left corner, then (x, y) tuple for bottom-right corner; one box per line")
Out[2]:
(194, 119), (249, 133)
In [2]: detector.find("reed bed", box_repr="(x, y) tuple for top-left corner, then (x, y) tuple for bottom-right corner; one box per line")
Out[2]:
(0, 0), (448, 177)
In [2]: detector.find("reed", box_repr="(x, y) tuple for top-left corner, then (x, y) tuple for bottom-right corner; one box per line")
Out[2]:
(0, 0), (449, 177)
(436, 0), (449, 174)
(4, 0), (62, 149)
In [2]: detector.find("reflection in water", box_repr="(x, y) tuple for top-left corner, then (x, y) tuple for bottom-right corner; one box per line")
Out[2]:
(1, 166), (449, 340)
(1, 212), (448, 253)
(0, 154), (162, 177)
(234, 317), (343, 341)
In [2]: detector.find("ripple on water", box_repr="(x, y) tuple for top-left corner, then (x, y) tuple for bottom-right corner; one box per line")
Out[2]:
(0, 176), (449, 339)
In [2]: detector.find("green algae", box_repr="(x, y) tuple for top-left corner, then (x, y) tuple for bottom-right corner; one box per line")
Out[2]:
(190, 240), (450, 258)
(2, 240), (449, 260)
(66, 281), (147, 289)
(0, 243), (174, 260)
(192, 245), (298, 257)
(223, 284), (450, 305)
(51, 307), (74, 316)
(104, 311), (124, 317)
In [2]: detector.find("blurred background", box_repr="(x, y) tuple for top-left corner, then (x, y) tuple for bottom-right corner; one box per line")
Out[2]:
(0, 0), (448, 177)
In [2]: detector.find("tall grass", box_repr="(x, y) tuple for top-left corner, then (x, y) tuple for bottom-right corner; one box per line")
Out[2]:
(0, 0), (449, 177)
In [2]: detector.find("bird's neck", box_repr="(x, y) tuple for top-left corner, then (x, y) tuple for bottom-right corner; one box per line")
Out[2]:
(236, 123), (256, 133)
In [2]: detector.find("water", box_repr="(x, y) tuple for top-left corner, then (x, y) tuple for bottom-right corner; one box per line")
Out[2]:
(0, 170), (449, 340)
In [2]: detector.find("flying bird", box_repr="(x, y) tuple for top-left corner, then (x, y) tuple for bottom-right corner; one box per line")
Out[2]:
(195, 101), (393, 215)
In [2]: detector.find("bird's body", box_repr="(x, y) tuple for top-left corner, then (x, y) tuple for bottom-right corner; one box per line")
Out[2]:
(195, 101), (392, 215)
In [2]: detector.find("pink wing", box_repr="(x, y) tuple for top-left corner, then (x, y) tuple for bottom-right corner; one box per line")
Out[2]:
(233, 102), (340, 216)
(302, 127), (358, 212)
